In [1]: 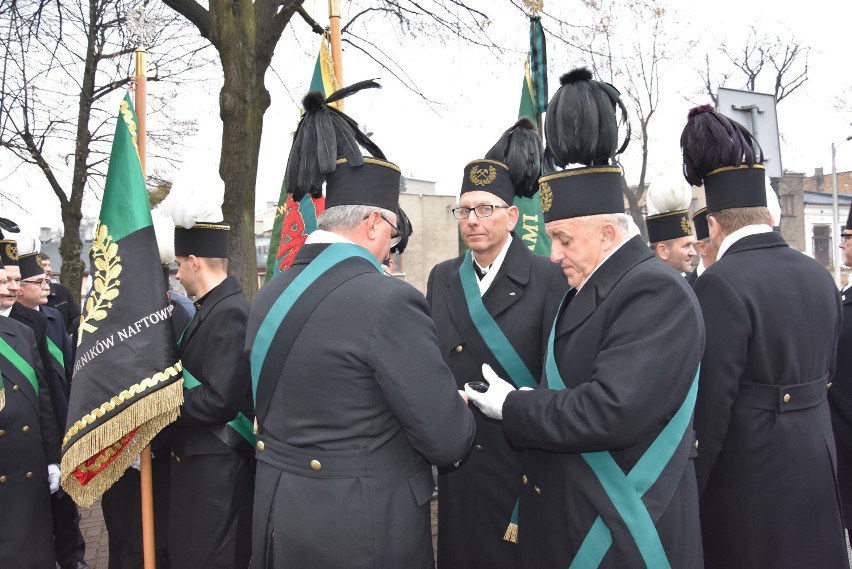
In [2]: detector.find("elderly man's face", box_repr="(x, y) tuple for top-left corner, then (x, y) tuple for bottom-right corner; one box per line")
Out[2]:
(1, 265), (21, 309)
(546, 217), (606, 289)
(457, 191), (518, 263)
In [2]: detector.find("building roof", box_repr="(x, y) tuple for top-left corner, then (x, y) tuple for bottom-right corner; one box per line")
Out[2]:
(803, 191), (852, 206)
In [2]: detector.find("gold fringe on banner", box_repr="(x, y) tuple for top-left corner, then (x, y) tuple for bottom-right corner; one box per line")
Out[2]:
(503, 522), (519, 544)
(0, 387), (5, 413)
(60, 372), (184, 507)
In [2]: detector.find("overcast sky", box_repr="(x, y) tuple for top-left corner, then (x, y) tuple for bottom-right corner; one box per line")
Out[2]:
(4, 0), (852, 231)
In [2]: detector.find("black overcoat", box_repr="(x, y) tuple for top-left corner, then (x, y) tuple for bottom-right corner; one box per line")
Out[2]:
(693, 231), (848, 569)
(168, 276), (254, 569)
(502, 236), (705, 568)
(246, 243), (476, 569)
(0, 317), (56, 568)
(831, 285), (852, 533)
(427, 235), (566, 569)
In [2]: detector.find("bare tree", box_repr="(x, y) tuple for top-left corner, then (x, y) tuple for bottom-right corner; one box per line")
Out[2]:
(698, 26), (810, 106)
(0, 0), (210, 298)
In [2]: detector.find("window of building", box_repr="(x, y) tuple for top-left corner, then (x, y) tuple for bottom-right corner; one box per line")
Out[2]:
(781, 195), (796, 217)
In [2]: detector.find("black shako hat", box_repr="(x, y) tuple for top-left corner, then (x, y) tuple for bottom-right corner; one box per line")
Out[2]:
(845, 204), (852, 232)
(285, 80), (401, 216)
(538, 68), (630, 222)
(18, 252), (45, 280)
(174, 222), (230, 258)
(461, 117), (544, 205)
(692, 207), (710, 241)
(646, 210), (693, 243)
(681, 105), (766, 214)
(460, 160), (515, 205)
(0, 239), (18, 268)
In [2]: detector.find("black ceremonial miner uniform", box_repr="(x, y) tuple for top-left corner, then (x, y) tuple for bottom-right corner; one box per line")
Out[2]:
(169, 276), (254, 569)
(0, 317), (58, 569)
(247, 243), (476, 569)
(830, 282), (852, 537)
(502, 236), (705, 568)
(694, 231), (849, 568)
(427, 234), (566, 568)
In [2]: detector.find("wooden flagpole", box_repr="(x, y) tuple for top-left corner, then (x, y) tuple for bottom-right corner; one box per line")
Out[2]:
(328, 0), (344, 106)
(134, 47), (157, 569)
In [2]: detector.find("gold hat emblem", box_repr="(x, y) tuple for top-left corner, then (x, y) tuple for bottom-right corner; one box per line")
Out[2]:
(35, 254), (44, 269)
(539, 181), (553, 213)
(681, 215), (693, 236)
(4, 243), (18, 262)
(469, 165), (497, 187)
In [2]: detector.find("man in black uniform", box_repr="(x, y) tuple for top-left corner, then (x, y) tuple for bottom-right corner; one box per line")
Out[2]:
(682, 105), (848, 568)
(644, 173), (696, 276)
(466, 68), (705, 569)
(0, 238), (62, 568)
(17, 250), (89, 569)
(246, 85), (475, 569)
(40, 253), (81, 338)
(166, 218), (254, 569)
(685, 207), (715, 286)
(428, 119), (566, 568)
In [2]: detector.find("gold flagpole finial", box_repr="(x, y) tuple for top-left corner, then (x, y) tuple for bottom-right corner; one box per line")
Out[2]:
(522, 0), (544, 15)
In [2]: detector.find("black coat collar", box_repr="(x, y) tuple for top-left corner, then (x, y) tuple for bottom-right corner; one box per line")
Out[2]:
(180, 276), (243, 353)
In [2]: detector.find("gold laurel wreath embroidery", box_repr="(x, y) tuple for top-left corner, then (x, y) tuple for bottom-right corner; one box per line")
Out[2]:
(681, 216), (692, 235)
(74, 439), (124, 473)
(62, 363), (182, 447)
(5, 243), (18, 262)
(78, 223), (121, 347)
(539, 181), (553, 213)
(120, 99), (141, 161)
(469, 165), (497, 186)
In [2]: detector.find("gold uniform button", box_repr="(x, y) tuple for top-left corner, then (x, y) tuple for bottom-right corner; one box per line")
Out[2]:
(783, 393), (791, 403)
(25, 472), (33, 479)
(0, 429), (5, 437)
(827, 383), (833, 390)
(12, 385), (19, 392)
(534, 486), (541, 495)
(454, 345), (463, 353)
(175, 456), (181, 464)
(474, 444), (483, 452)
(521, 475), (528, 485)
(310, 460), (322, 471)
(22, 425), (30, 434)
(256, 440), (265, 452)
(694, 439), (699, 449)
(0, 476), (6, 483)
(170, 451), (175, 458)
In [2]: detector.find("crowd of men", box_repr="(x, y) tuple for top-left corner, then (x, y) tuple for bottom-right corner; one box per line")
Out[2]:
(2, 67), (852, 569)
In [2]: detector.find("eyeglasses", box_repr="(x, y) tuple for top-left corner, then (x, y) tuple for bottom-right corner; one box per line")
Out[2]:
(842, 233), (852, 243)
(451, 205), (510, 220)
(21, 278), (50, 287)
(380, 215), (402, 248)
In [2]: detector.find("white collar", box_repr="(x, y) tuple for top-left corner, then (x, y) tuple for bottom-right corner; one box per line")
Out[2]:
(695, 258), (706, 277)
(305, 229), (355, 245)
(716, 224), (773, 260)
(473, 234), (513, 296)
(0, 305), (11, 317)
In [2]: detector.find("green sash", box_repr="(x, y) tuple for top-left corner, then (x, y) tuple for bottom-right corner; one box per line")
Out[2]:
(250, 243), (380, 401)
(182, 366), (256, 447)
(47, 337), (65, 373)
(543, 295), (699, 568)
(0, 336), (39, 397)
(458, 251), (536, 389)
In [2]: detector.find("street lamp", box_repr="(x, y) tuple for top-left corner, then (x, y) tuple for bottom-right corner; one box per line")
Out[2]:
(832, 134), (852, 287)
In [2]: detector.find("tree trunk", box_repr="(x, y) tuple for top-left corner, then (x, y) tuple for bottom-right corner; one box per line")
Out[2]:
(212, 0), (270, 300)
(61, 0), (99, 301)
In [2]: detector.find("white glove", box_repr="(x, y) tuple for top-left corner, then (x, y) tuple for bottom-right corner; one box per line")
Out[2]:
(464, 364), (516, 420)
(130, 455), (141, 471)
(47, 464), (61, 494)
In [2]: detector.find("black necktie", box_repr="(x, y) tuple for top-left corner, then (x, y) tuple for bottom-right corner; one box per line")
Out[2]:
(473, 261), (487, 280)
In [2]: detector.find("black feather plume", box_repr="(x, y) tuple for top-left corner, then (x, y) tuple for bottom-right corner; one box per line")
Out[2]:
(0, 217), (20, 234)
(484, 118), (543, 198)
(390, 207), (412, 254)
(680, 105), (763, 186)
(544, 67), (630, 168)
(284, 80), (386, 201)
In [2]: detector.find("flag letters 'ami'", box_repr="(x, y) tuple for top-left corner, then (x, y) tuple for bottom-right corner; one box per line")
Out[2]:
(60, 93), (182, 506)
(265, 33), (339, 280)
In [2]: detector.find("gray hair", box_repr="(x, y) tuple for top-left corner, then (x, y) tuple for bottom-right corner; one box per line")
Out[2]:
(317, 204), (397, 232)
(582, 213), (631, 236)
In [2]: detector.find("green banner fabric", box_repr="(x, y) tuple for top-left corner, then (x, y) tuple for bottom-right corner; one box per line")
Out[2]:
(60, 93), (183, 507)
